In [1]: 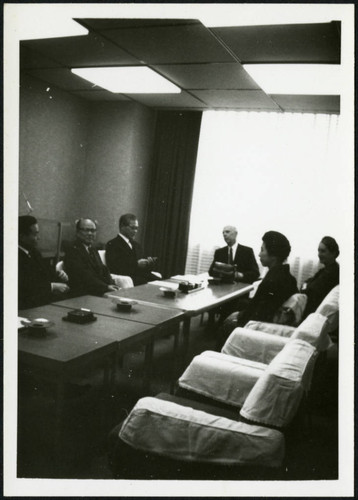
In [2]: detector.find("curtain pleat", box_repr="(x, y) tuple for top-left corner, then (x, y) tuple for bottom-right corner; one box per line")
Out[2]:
(144, 111), (202, 278)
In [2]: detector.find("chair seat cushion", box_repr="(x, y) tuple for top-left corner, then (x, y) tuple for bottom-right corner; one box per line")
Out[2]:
(118, 396), (285, 467)
(178, 350), (266, 407)
(222, 327), (289, 364)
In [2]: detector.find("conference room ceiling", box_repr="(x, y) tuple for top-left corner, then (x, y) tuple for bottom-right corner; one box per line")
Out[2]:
(20, 18), (341, 114)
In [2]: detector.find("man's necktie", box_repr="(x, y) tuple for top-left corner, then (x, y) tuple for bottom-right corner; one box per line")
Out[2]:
(88, 246), (99, 268)
(229, 246), (233, 265)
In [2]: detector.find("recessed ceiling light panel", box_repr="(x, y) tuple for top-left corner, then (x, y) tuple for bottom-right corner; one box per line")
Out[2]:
(71, 67), (181, 93)
(243, 64), (341, 95)
(19, 19), (88, 40)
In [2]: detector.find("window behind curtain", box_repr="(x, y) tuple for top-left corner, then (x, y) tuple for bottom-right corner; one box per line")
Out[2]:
(185, 110), (341, 288)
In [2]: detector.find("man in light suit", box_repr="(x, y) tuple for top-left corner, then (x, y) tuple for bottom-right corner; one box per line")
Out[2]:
(209, 225), (259, 284)
(106, 214), (157, 286)
(65, 218), (120, 296)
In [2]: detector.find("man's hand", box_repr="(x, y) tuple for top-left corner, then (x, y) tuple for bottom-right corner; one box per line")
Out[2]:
(234, 271), (244, 281)
(137, 258), (149, 269)
(57, 269), (69, 282)
(107, 285), (120, 292)
(146, 257), (156, 268)
(52, 282), (70, 294)
(138, 257), (157, 269)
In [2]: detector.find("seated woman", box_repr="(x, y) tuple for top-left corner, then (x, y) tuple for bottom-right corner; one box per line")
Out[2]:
(217, 231), (298, 349)
(301, 236), (339, 317)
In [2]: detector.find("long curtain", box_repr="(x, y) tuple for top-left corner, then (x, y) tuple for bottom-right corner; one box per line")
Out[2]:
(185, 110), (341, 288)
(145, 111), (202, 278)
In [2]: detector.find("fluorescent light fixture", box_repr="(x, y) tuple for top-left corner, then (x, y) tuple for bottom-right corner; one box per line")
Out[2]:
(200, 5), (339, 27)
(71, 67), (181, 94)
(243, 64), (341, 95)
(18, 18), (88, 40)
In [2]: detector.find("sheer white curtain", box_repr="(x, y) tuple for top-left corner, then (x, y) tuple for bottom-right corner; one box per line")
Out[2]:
(185, 110), (341, 288)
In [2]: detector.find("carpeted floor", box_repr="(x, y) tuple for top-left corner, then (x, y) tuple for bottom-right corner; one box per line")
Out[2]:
(17, 316), (338, 480)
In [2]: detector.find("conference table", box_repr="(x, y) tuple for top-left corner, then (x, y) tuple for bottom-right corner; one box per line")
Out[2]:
(18, 304), (118, 453)
(18, 280), (253, 460)
(51, 294), (184, 391)
(18, 302), (182, 453)
(109, 280), (254, 362)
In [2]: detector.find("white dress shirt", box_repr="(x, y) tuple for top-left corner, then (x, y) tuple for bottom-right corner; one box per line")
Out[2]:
(119, 232), (132, 249)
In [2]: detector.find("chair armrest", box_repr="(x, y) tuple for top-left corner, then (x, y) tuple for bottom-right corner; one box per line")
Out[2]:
(222, 327), (289, 364)
(240, 340), (318, 427)
(110, 274), (134, 288)
(245, 321), (296, 338)
(178, 351), (266, 408)
(119, 396), (284, 467)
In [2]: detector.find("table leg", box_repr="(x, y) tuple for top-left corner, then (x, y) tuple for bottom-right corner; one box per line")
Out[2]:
(54, 380), (65, 462)
(170, 325), (180, 394)
(143, 339), (154, 394)
(182, 317), (191, 368)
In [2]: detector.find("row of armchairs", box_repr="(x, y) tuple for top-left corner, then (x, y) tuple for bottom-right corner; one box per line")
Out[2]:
(108, 286), (339, 479)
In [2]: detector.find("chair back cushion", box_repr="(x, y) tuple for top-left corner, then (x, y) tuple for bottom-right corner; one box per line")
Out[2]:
(291, 312), (332, 351)
(240, 339), (317, 427)
(98, 249), (106, 265)
(315, 285), (339, 334)
(178, 351), (266, 408)
(273, 293), (308, 326)
(119, 396), (285, 467)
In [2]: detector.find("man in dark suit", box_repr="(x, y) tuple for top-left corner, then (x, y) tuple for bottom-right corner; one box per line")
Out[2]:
(106, 214), (157, 286)
(65, 218), (120, 296)
(18, 215), (70, 309)
(209, 225), (259, 284)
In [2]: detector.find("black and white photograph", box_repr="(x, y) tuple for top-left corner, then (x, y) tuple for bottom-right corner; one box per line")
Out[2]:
(3, 3), (354, 497)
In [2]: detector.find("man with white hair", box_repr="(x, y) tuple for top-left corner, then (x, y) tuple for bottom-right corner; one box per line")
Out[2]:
(209, 225), (259, 284)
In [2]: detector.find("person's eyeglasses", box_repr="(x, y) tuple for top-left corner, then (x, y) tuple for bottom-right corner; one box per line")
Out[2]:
(128, 226), (138, 230)
(78, 228), (96, 233)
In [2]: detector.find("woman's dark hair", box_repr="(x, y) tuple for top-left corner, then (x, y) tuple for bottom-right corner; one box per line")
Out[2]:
(321, 236), (340, 258)
(19, 215), (38, 236)
(262, 231), (291, 262)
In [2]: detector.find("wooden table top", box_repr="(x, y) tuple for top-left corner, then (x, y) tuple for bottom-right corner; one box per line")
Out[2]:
(18, 305), (155, 372)
(52, 295), (184, 327)
(108, 281), (253, 316)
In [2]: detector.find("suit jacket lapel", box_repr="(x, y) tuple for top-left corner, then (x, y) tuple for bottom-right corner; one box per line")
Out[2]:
(117, 235), (135, 256)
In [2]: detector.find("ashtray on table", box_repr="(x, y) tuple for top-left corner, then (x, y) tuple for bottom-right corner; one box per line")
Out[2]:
(21, 318), (54, 337)
(111, 297), (138, 311)
(63, 308), (97, 324)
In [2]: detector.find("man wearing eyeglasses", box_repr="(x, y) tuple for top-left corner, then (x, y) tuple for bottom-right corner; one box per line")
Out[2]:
(106, 213), (158, 286)
(64, 218), (120, 296)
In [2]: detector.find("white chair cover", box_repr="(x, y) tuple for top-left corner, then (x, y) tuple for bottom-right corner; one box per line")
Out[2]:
(178, 351), (266, 408)
(98, 249), (107, 265)
(111, 274), (134, 289)
(245, 321), (296, 338)
(277, 293), (308, 326)
(240, 340), (317, 427)
(119, 397), (285, 467)
(98, 249), (134, 288)
(291, 312), (332, 351)
(315, 285), (339, 334)
(222, 327), (289, 365)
